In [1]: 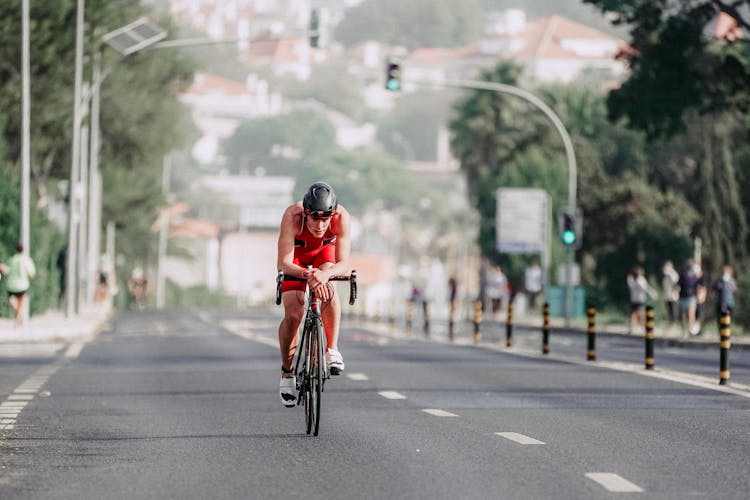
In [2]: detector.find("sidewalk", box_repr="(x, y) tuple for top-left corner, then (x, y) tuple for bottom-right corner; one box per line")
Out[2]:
(0, 304), (112, 344)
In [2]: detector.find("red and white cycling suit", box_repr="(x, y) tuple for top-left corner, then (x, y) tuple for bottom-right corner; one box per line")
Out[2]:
(281, 223), (337, 293)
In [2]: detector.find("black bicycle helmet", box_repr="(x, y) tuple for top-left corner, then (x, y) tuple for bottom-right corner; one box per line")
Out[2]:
(303, 182), (338, 217)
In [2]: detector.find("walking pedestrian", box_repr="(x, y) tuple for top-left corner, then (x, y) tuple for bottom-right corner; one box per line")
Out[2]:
(627, 266), (657, 334)
(678, 259), (700, 336)
(1, 245), (37, 327)
(524, 260), (543, 311)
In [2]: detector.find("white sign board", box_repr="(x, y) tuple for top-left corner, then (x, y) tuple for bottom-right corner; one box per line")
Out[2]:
(496, 188), (549, 254)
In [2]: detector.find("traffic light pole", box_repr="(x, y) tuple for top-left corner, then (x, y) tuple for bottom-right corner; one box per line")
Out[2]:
(441, 78), (578, 325)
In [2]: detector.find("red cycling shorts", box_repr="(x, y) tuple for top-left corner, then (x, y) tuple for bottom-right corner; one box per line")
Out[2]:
(281, 241), (336, 293)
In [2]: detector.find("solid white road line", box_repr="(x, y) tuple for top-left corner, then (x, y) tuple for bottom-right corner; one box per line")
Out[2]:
(495, 432), (545, 444)
(346, 373), (369, 381)
(422, 409), (459, 417)
(585, 473), (643, 493)
(378, 391), (407, 400)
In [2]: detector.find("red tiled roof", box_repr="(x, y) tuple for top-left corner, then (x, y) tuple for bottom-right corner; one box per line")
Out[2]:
(185, 73), (248, 96)
(488, 14), (625, 60)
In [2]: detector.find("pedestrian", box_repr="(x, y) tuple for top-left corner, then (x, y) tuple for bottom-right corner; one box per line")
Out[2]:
(127, 267), (149, 310)
(486, 264), (507, 320)
(678, 259), (700, 336)
(661, 260), (679, 324)
(524, 260), (543, 311)
(1, 245), (37, 327)
(627, 266), (657, 334)
(713, 264), (737, 326)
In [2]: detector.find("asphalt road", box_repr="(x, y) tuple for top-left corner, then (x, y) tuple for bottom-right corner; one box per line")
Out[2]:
(1, 308), (749, 499)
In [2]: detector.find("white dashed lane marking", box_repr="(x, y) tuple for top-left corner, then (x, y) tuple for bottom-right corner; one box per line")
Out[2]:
(495, 432), (545, 445)
(585, 473), (643, 493)
(346, 373), (369, 381)
(378, 391), (406, 400)
(422, 409), (458, 417)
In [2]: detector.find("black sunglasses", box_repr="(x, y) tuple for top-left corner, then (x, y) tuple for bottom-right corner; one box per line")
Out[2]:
(307, 209), (334, 219)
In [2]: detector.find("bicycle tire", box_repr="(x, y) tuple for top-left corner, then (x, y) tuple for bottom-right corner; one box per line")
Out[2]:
(303, 323), (314, 435)
(310, 319), (323, 436)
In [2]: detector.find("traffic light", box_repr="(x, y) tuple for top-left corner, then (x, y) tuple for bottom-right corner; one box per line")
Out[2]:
(385, 59), (401, 91)
(561, 211), (576, 246)
(308, 8), (320, 48)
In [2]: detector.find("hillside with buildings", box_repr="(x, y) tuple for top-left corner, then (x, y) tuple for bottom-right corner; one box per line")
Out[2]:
(162, 0), (626, 313)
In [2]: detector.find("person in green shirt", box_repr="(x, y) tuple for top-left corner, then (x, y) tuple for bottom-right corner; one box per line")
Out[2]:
(0, 245), (37, 326)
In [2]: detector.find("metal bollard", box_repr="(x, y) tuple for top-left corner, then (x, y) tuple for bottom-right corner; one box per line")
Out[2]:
(542, 302), (550, 354)
(644, 306), (655, 370)
(422, 301), (430, 336)
(506, 299), (514, 347)
(473, 300), (482, 343)
(719, 311), (731, 385)
(586, 305), (596, 361)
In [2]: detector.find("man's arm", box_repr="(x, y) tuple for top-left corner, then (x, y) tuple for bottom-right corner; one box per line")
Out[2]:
(277, 207), (307, 277)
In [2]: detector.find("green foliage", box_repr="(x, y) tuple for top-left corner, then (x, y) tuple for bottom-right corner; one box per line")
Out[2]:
(449, 60), (699, 312)
(0, 163), (65, 316)
(278, 65), (367, 122)
(336, 0), (485, 49)
(376, 90), (461, 161)
(223, 111), (337, 175)
(0, 1), (197, 298)
(583, 0), (750, 138)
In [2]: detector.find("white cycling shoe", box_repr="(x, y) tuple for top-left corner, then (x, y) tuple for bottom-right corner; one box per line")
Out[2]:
(326, 348), (345, 375)
(279, 377), (297, 407)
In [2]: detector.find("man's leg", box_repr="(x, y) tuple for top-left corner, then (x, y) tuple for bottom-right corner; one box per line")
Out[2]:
(321, 289), (341, 351)
(279, 291), (305, 373)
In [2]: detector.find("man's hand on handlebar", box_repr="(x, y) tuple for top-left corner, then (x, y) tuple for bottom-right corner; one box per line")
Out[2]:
(302, 267), (334, 302)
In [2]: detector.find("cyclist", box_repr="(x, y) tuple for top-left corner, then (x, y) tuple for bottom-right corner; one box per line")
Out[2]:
(277, 181), (351, 406)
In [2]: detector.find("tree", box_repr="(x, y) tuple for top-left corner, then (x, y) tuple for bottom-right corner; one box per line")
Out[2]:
(0, 1), (196, 297)
(583, 0), (750, 137)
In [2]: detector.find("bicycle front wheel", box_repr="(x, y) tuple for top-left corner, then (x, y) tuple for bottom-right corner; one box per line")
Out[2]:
(310, 319), (324, 436)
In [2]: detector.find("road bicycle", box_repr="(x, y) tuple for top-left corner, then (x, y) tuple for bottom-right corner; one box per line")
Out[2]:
(276, 268), (357, 436)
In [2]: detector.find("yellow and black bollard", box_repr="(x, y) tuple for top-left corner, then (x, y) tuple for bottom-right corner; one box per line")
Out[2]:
(644, 306), (655, 370)
(719, 311), (731, 385)
(542, 302), (550, 354)
(586, 305), (596, 361)
(505, 299), (514, 347)
(473, 299), (482, 343)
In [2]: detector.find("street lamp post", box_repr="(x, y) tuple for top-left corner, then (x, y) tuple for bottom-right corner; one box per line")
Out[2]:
(442, 78), (578, 325)
(66, 17), (166, 315)
(20, 0), (31, 325)
(65, 0), (86, 318)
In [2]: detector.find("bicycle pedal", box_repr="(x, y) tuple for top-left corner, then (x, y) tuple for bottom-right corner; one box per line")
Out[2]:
(329, 367), (341, 376)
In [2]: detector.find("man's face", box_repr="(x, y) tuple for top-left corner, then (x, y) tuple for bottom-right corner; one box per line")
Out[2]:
(305, 213), (332, 237)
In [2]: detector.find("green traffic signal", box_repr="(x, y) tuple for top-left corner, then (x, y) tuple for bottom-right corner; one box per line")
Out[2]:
(385, 61), (401, 91)
(560, 211), (577, 246)
(562, 229), (576, 246)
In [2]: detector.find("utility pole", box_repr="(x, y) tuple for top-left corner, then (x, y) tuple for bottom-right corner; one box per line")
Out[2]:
(20, 0), (31, 325)
(66, 0), (85, 318)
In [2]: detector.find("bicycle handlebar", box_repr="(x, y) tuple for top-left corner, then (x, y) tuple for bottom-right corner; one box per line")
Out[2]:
(276, 269), (357, 306)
